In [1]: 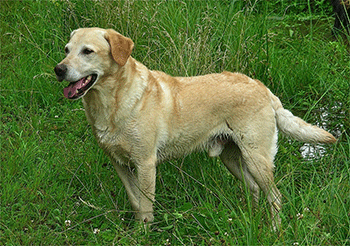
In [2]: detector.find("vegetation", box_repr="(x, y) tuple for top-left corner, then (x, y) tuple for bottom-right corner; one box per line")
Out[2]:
(1, 0), (349, 244)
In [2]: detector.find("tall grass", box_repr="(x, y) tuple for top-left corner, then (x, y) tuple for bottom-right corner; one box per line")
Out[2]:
(1, 0), (349, 244)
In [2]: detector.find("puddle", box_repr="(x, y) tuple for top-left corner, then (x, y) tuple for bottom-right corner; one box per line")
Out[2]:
(300, 143), (328, 160)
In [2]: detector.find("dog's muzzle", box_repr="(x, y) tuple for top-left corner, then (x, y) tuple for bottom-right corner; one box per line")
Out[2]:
(54, 63), (98, 100)
(54, 64), (67, 82)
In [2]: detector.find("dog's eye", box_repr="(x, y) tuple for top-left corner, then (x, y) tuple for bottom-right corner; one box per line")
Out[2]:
(64, 47), (69, 54)
(82, 48), (94, 55)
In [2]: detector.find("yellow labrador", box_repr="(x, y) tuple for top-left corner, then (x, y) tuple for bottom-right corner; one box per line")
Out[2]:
(54, 28), (336, 229)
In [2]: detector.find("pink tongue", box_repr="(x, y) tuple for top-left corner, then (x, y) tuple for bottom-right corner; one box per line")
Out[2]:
(63, 77), (85, 99)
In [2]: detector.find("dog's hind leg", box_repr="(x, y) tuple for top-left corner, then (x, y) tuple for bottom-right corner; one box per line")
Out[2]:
(220, 141), (260, 207)
(242, 148), (281, 230)
(235, 128), (281, 230)
(224, 110), (281, 230)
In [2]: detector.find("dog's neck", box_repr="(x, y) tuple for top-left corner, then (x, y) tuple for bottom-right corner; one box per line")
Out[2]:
(82, 57), (149, 132)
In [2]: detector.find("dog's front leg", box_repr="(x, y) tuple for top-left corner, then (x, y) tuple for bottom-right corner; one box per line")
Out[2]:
(113, 164), (140, 212)
(136, 155), (157, 223)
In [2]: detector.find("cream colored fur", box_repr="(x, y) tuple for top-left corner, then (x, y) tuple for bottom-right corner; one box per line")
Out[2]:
(55, 28), (336, 229)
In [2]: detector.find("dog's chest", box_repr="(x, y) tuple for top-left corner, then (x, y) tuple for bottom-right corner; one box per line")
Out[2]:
(93, 126), (136, 165)
(83, 97), (141, 165)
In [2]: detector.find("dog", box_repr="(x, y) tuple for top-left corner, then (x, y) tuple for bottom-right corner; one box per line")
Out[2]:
(54, 28), (336, 229)
(331, 0), (350, 35)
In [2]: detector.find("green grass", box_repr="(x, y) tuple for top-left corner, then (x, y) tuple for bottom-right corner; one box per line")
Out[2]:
(1, 0), (349, 244)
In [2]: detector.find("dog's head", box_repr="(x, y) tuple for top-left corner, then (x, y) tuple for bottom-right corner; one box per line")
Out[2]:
(54, 28), (134, 100)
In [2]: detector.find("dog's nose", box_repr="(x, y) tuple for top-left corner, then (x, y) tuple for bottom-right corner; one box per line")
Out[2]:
(54, 64), (67, 81)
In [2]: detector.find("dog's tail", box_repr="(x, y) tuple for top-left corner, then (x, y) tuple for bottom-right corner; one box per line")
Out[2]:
(269, 90), (336, 144)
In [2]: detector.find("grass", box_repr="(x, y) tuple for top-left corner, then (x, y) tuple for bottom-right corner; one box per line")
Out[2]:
(1, 0), (349, 244)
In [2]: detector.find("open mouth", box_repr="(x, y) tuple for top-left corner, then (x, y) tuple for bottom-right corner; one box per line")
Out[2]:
(63, 74), (97, 99)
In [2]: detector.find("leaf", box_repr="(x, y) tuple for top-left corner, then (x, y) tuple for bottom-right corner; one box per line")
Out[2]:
(173, 212), (183, 219)
(161, 224), (174, 230)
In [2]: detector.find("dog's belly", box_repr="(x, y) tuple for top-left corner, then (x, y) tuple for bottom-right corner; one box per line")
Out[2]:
(156, 140), (203, 161)
(155, 125), (231, 162)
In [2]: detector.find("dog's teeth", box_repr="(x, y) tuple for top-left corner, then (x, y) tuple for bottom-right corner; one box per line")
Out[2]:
(76, 89), (79, 94)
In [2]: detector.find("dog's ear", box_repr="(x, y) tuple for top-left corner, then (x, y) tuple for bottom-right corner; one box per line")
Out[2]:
(105, 29), (134, 66)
